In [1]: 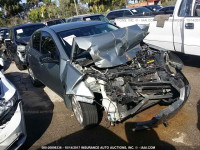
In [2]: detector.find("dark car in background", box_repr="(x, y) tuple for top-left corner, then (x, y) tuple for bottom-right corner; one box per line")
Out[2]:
(26, 21), (190, 130)
(106, 7), (152, 22)
(5, 23), (45, 70)
(0, 27), (9, 46)
(66, 14), (110, 23)
(157, 5), (175, 14)
(43, 19), (65, 26)
(144, 5), (162, 12)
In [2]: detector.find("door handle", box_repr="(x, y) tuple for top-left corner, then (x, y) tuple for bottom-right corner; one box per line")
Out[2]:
(185, 23), (194, 29)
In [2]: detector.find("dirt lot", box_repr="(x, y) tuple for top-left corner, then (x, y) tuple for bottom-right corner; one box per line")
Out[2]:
(3, 52), (200, 150)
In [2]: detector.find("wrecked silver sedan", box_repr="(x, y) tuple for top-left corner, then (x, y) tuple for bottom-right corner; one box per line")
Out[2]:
(26, 21), (190, 130)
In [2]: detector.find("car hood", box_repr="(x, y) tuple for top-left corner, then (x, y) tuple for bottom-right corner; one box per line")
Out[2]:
(16, 36), (30, 45)
(72, 25), (149, 68)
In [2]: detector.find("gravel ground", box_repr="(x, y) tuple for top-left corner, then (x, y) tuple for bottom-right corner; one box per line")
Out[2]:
(2, 52), (200, 150)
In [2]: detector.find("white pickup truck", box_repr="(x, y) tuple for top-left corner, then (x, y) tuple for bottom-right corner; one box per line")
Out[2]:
(116, 0), (200, 56)
(144, 0), (200, 56)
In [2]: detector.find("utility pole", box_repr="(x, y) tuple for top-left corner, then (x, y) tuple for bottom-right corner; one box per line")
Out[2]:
(74, 0), (79, 16)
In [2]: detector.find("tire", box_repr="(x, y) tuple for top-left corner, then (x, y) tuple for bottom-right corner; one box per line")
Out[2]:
(28, 66), (43, 87)
(14, 55), (26, 70)
(72, 96), (99, 129)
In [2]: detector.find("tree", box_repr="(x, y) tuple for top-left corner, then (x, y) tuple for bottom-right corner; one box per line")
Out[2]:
(58, 0), (79, 17)
(0, 0), (23, 17)
(80, 0), (125, 13)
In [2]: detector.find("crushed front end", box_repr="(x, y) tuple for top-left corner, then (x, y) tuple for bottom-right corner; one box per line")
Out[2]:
(79, 48), (190, 128)
(68, 25), (190, 129)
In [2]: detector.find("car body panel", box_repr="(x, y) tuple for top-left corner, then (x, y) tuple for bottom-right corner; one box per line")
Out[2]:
(0, 59), (26, 149)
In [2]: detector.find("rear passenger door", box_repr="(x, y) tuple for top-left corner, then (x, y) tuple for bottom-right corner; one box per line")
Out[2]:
(28, 31), (42, 78)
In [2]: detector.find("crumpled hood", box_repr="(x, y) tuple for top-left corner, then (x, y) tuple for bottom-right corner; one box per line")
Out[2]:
(16, 36), (30, 45)
(72, 25), (148, 68)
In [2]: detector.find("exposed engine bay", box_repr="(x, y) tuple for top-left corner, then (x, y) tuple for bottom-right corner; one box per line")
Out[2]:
(72, 46), (188, 125)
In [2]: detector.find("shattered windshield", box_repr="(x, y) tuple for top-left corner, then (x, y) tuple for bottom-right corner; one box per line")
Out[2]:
(58, 23), (118, 56)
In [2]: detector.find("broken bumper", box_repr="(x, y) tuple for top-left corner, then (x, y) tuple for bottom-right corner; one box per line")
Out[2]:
(133, 71), (190, 131)
(0, 101), (26, 150)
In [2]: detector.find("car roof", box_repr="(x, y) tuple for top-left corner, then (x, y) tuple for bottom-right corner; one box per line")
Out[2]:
(108, 7), (145, 12)
(162, 5), (175, 8)
(68, 14), (103, 19)
(46, 18), (64, 23)
(0, 27), (9, 30)
(145, 5), (161, 7)
(49, 21), (106, 33)
(13, 23), (45, 29)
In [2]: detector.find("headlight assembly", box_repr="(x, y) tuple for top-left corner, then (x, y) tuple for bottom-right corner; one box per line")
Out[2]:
(0, 92), (19, 122)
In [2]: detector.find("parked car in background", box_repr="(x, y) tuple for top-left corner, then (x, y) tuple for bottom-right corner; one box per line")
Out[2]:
(43, 19), (65, 26)
(144, 5), (162, 12)
(5, 23), (45, 70)
(144, 0), (200, 56)
(26, 21), (190, 130)
(157, 5), (175, 14)
(0, 27), (9, 46)
(0, 55), (26, 149)
(66, 14), (110, 23)
(106, 7), (153, 22)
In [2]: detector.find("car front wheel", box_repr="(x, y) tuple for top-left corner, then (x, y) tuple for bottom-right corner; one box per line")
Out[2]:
(71, 96), (99, 129)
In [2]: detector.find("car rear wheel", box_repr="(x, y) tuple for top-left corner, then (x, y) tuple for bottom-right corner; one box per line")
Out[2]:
(28, 66), (43, 87)
(71, 96), (99, 129)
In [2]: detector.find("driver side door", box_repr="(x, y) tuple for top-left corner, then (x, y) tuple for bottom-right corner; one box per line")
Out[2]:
(39, 32), (63, 96)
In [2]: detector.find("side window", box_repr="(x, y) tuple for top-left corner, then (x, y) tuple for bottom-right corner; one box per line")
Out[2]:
(178, 0), (193, 17)
(124, 10), (132, 17)
(107, 12), (115, 20)
(194, 1), (200, 16)
(67, 19), (71, 22)
(72, 18), (81, 22)
(32, 32), (41, 51)
(41, 32), (58, 59)
(170, 7), (175, 11)
(159, 7), (168, 12)
(9, 29), (13, 40)
(114, 11), (124, 18)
